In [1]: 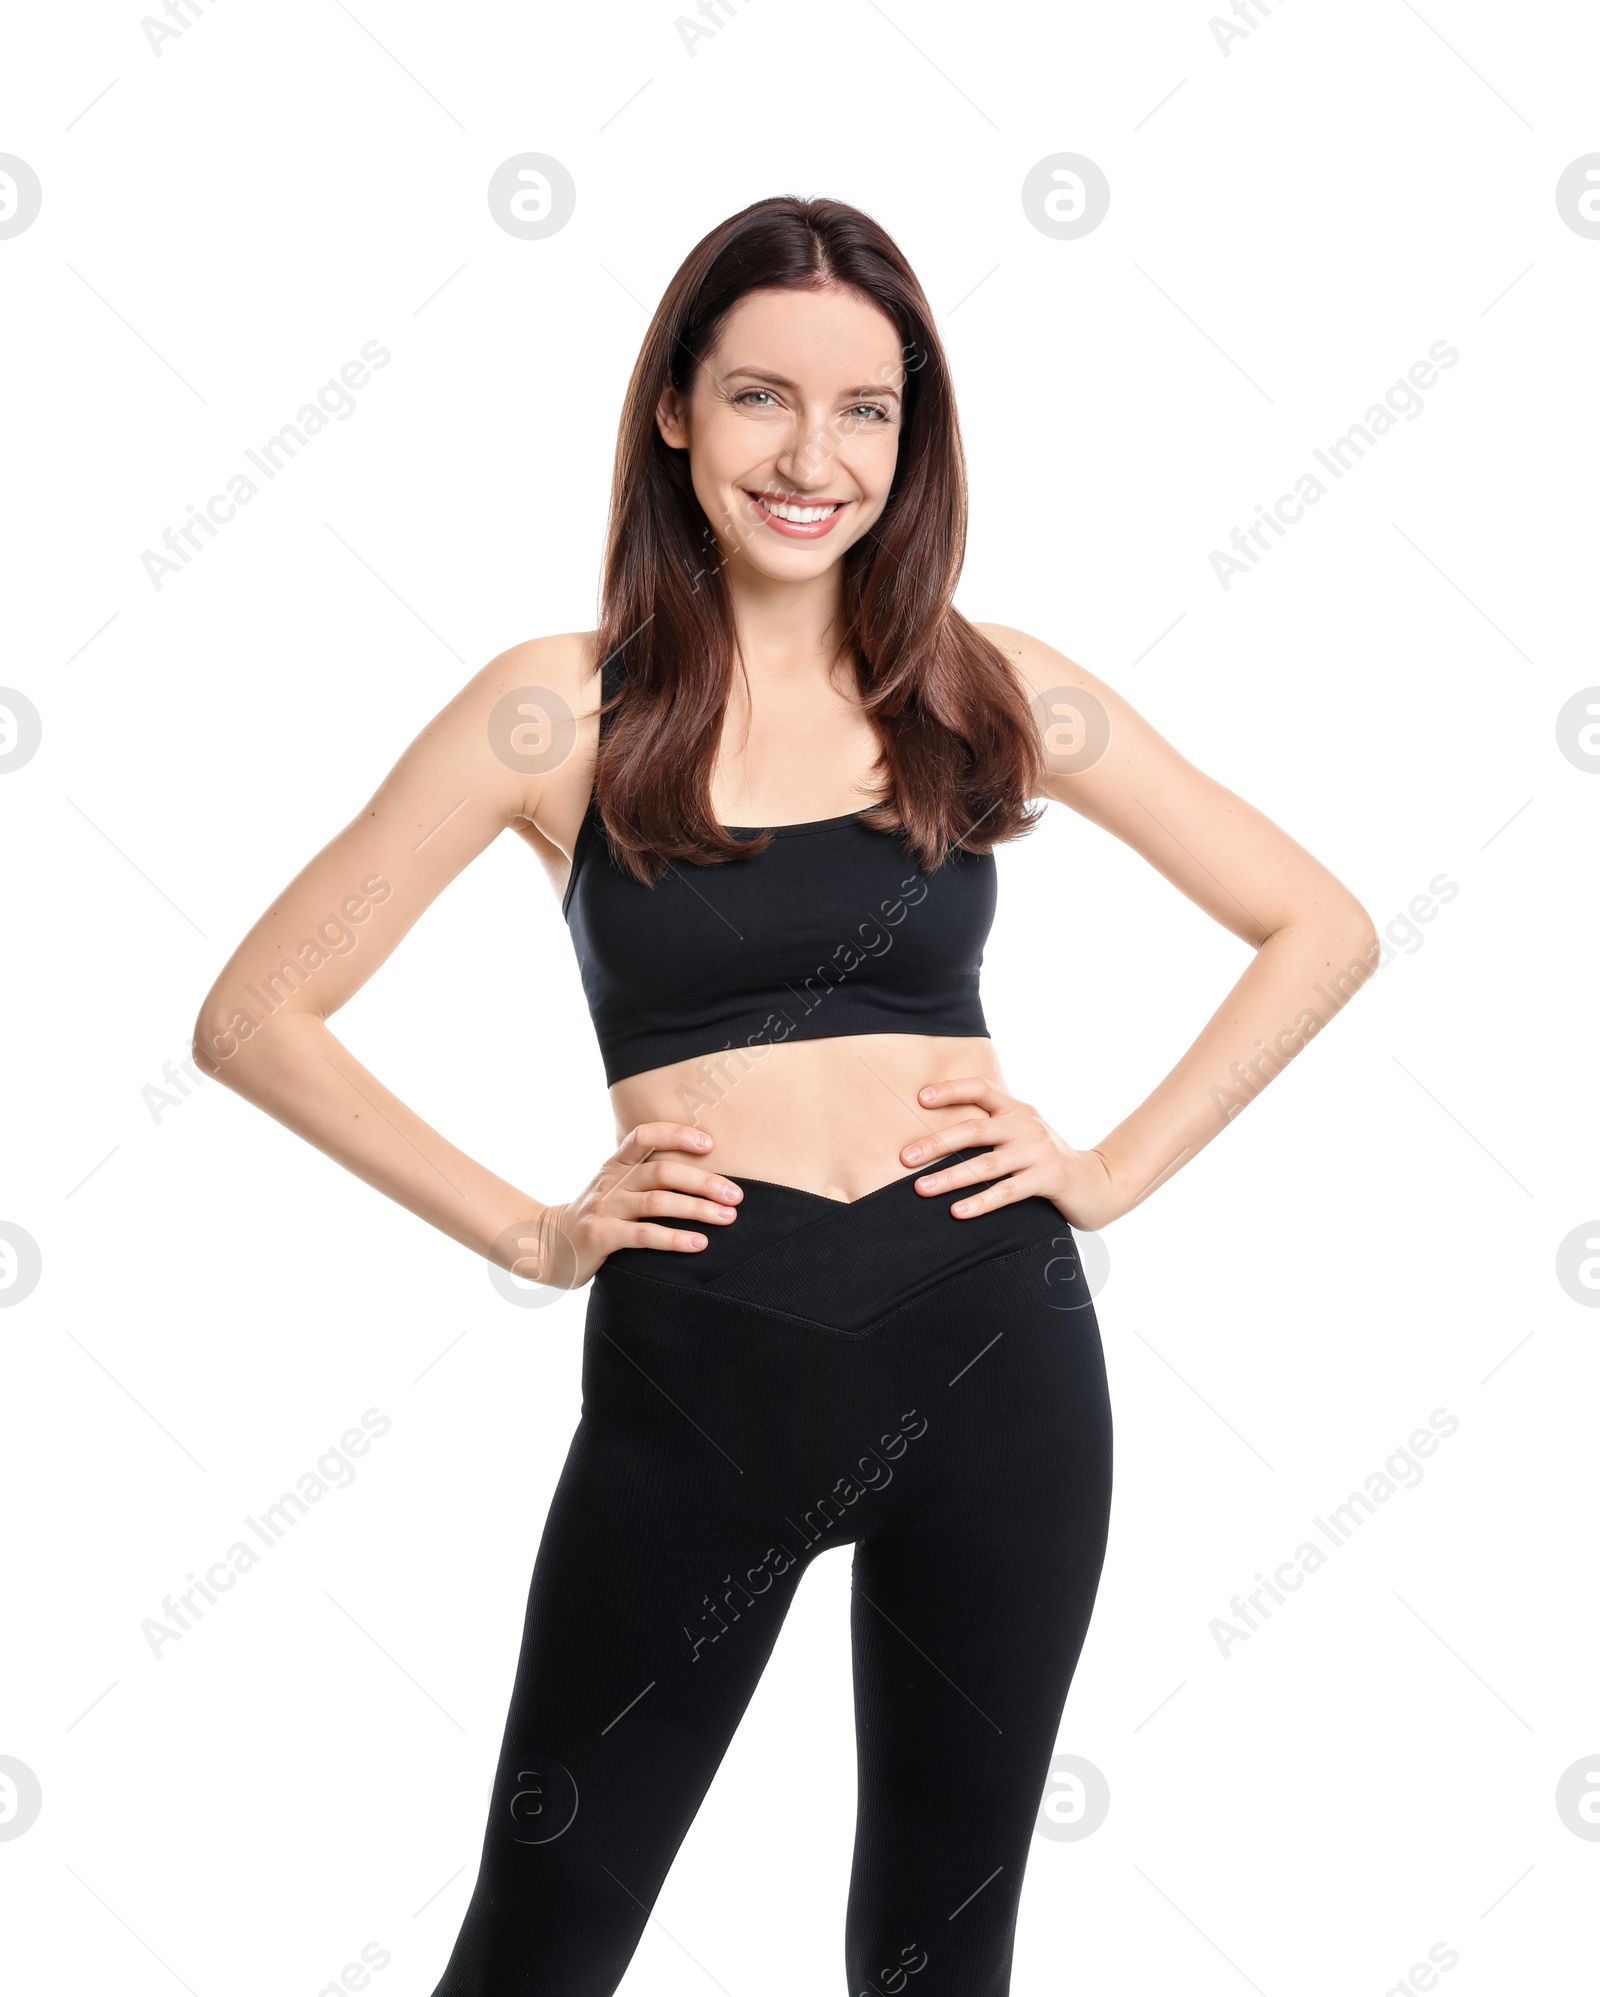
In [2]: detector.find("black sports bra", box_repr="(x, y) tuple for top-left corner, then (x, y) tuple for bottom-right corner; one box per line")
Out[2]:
(561, 794), (997, 1088)
(560, 650), (999, 1085)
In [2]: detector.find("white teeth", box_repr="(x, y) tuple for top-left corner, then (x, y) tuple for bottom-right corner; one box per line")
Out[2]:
(757, 496), (840, 525)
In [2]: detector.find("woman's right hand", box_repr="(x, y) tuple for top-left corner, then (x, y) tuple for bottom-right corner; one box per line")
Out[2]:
(505, 1123), (743, 1290)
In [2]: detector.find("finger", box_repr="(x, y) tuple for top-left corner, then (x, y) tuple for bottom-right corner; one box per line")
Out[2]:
(618, 1188), (740, 1226)
(635, 1159), (743, 1204)
(608, 1123), (718, 1202)
(910, 1150), (998, 1190)
(948, 1171), (1036, 1220)
(917, 1077), (1009, 1115)
(614, 1121), (715, 1164)
(912, 1148), (1022, 1197)
(620, 1220), (709, 1252)
(901, 1119), (991, 1165)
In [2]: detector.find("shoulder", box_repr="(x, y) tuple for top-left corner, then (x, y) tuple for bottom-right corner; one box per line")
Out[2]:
(476, 629), (604, 837)
(468, 628), (603, 720)
(971, 621), (1117, 748)
(407, 630), (602, 839)
(970, 621), (1142, 808)
(971, 620), (1093, 706)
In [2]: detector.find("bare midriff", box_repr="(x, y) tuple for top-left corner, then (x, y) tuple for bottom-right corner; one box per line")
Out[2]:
(607, 1030), (1009, 1204)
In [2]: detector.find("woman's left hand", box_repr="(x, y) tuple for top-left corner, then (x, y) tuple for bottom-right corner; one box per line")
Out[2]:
(902, 1077), (1125, 1232)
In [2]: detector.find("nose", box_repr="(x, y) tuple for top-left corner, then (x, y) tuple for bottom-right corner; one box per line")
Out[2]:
(771, 405), (840, 491)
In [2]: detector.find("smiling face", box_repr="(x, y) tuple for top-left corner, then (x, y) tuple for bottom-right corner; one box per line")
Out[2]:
(654, 282), (907, 585)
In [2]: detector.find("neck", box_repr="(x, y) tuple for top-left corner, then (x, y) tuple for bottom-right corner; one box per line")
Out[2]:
(723, 560), (849, 685)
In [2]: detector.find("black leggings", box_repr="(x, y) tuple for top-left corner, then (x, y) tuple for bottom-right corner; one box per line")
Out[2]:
(429, 1149), (1113, 1996)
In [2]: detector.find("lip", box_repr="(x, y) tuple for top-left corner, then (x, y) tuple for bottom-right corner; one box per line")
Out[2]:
(744, 489), (849, 539)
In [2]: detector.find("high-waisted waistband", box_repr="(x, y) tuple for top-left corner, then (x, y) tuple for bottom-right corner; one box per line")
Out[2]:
(597, 1146), (1079, 1335)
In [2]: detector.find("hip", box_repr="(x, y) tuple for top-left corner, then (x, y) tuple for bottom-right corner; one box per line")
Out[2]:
(594, 1145), (1094, 1338)
(580, 1149), (1109, 1520)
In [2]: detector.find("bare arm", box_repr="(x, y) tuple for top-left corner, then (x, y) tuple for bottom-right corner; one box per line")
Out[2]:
(190, 633), (739, 1276)
(905, 624), (1380, 1228)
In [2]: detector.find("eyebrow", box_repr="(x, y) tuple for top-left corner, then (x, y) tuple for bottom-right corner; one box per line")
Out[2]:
(718, 365), (902, 401)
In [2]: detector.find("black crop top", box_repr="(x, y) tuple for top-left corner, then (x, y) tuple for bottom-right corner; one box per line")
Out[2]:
(561, 797), (997, 1087)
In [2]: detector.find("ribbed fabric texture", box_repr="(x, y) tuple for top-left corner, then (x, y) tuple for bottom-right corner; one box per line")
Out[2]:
(561, 796), (997, 1086)
(428, 1155), (1113, 1997)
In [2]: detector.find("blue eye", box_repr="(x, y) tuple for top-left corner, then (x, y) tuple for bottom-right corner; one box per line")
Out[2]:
(732, 390), (891, 421)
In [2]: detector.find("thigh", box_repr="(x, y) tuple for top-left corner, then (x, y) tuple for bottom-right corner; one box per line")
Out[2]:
(844, 1256), (1113, 1997)
(429, 1280), (815, 1997)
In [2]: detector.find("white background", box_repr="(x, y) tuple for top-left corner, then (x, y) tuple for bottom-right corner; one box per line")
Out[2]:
(3, 2), (1597, 1993)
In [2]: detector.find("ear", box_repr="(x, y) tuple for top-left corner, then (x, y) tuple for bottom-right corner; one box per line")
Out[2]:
(655, 382), (689, 451)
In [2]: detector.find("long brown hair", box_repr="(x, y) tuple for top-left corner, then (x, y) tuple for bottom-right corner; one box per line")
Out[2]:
(592, 193), (1043, 883)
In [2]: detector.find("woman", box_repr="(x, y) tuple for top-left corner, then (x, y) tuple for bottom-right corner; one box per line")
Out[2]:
(193, 196), (1378, 1995)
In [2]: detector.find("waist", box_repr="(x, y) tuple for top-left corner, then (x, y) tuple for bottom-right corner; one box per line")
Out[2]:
(608, 1030), (1004, 1203)
(596, 1144), (1073, 1335)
